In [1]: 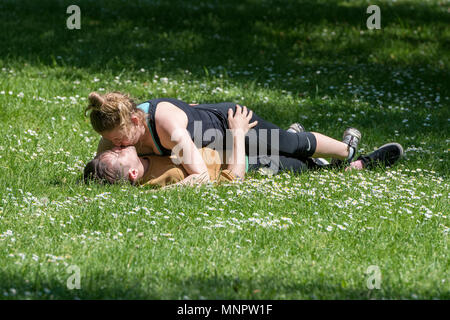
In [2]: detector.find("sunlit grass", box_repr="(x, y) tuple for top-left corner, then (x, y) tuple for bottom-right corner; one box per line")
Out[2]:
(0, 0), (448, 299)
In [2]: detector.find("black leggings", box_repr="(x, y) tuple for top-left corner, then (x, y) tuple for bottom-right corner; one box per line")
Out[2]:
(245, 110), (317, 159)
(198, 103), (317, 160)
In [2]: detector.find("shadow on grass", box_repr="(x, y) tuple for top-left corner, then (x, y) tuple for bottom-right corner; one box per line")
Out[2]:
(0, 270), (446, 299)
(0, 0), (448, 73)
(1, 1), (447, 114)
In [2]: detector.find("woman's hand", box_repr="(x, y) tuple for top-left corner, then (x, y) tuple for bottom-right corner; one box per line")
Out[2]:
(227, 104), (258, 135)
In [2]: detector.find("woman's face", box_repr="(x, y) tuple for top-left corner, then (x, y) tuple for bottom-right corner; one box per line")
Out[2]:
(102, 121), (144, 147)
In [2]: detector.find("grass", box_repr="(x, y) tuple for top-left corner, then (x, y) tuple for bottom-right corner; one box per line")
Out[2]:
(0, 0), (448, 299)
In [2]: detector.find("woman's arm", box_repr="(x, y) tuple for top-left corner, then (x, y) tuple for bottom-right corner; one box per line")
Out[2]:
(169, 129), (211, 183)
(226, 105), (258, 179)
(155, 102), (210, 186)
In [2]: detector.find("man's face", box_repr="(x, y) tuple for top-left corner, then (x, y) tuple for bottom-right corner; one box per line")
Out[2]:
(112, 146), (140, 171)
(101, 146), (141, 182)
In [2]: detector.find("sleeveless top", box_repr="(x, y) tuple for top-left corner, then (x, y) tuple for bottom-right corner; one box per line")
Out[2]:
(136, 98), (237, 156)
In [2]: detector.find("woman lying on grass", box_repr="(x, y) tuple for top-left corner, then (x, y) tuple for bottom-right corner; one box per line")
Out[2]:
(85, 91), (367, 187)
(84, 105), (404, 187)
(85, 105), (257, 186)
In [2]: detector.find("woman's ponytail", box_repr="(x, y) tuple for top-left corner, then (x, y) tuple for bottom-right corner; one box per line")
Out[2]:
(87, 92), (105, 111)
(85, 91), (145, 134)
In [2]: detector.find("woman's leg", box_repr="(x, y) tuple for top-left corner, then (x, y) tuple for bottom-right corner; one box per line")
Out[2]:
(205, 103), (351, 160)
(246, 111), (350, 160)
(310, 132), (350, 160)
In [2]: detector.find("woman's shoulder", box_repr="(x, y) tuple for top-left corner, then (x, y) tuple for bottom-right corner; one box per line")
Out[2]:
(139, 97), (188, 106)
(137, 98), (191, 114)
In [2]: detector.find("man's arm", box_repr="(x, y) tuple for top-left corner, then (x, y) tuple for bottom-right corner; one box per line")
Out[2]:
(226, 105), (258, 180)
(226, 129), (246, 179)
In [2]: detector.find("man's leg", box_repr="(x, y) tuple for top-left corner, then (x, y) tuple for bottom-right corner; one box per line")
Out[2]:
(248, 154), (330, 175)
(346, 143), (404, 171)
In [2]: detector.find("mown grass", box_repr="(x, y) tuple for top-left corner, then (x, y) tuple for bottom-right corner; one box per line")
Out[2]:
(0, 0), (448, 299)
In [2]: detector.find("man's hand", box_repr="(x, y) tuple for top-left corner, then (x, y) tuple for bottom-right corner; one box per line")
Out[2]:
(163, 171), (210, 189)
(227, 104), (258, 135)
(226, 105), (257, 180)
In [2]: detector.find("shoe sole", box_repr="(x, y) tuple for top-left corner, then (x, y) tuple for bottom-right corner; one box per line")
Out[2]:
(288, 123), (305, 133)
(313, 158), (330, 166)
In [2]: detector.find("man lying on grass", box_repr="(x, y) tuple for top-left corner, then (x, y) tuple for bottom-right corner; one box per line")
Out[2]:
(84, 106), (404, 187)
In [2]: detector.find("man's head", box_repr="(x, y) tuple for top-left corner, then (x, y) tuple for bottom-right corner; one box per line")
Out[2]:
(84, 146), (144, 184)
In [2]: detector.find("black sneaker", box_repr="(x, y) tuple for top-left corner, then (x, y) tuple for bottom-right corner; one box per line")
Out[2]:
(357, 142), (404, 169)
(331, 127), (362, 167)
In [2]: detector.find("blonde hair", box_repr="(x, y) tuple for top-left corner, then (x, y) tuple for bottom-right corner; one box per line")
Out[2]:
(85, 91), (146, 134)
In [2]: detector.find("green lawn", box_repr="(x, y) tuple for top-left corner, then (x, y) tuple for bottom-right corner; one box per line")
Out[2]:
(0, 0), (448, 299)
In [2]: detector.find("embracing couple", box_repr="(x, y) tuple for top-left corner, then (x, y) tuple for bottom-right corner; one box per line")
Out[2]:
(83, 92), (404, 188)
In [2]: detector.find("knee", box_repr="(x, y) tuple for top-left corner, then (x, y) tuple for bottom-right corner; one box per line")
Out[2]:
(296, 132), (317, 158)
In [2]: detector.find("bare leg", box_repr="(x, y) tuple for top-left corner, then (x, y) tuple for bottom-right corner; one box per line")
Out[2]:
(311, 132), (349, 159)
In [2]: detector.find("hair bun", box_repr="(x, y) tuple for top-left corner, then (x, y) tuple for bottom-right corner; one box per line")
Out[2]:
(88, 92), (105, 108)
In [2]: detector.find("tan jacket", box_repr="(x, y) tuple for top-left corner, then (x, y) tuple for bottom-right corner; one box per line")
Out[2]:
(138, 148), (235, 187)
